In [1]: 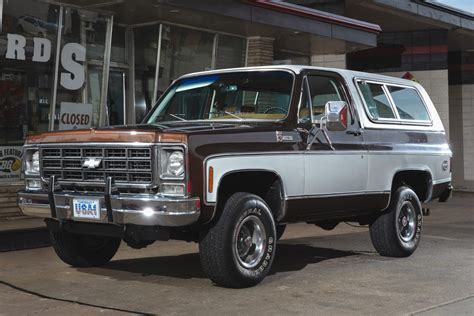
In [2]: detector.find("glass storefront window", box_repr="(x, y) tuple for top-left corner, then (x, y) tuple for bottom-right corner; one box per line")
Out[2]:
(0, 0), (59, 144)
(134, 25), (159, 123)
(1, 3), (248, 136)
(216, 34), (246, 69)
(107, 70), (126, 126)
(111, 25), (126, 64)
(158, 25), (214, 95)
(53, 8), (110, 129)
(108, 26), (127, 126)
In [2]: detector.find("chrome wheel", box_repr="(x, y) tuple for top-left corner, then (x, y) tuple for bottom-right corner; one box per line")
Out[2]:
(233, 214), (267, 269)
(397, 202), (416, 242)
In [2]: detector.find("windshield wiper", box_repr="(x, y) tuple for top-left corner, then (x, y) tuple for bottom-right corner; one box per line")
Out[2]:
(168, 113), (187, 121)
(223, 111), (243, 120)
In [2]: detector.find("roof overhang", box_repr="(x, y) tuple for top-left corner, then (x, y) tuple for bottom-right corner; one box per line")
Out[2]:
(347, 0), (474, 51)
(44, 0), (381, 54)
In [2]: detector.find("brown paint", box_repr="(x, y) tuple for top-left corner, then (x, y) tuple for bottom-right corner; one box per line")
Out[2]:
(26, 129), (187, 144)
(285, 193), (390, 222)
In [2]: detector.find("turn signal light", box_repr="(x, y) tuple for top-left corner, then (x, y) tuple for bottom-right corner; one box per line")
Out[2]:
(208, 167), (214, 193)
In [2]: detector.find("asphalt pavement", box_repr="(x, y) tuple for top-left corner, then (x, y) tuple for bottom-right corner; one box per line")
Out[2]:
(0, 194), (472, 315)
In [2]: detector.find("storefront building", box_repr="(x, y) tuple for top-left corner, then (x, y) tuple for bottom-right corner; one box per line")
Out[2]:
(0, 0), (381, 218)
(0, 0), (472, 219)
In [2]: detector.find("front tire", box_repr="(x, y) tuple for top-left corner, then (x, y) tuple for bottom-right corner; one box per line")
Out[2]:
(199, 192), (277, 288)
(276, 224), (286, 241)
(369, 186), (423, 257)
(50, 230), (121, 267)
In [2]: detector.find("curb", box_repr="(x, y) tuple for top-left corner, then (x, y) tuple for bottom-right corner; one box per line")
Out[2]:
(0, 227), (51, 252)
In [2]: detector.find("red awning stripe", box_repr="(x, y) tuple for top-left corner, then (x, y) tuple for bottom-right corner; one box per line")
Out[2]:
(245, 0), (382, 34)
(449, 64), (474, 71)
(403, 45), (448, 55)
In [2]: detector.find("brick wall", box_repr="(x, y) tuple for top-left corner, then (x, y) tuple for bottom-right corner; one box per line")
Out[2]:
(449, 84), (474, 191)
(448, 51), (474, 191)
(246, 37), (274, 66)
(311, 54), (346, 68)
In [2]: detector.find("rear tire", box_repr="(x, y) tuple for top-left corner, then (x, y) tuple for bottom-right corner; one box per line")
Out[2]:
(199, 192), (277, 288)
(369, 186), (423, 257)
(50, 230), (121, 267)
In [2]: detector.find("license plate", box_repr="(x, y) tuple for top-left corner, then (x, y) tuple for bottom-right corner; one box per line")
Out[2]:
(73, 198), (101, 220)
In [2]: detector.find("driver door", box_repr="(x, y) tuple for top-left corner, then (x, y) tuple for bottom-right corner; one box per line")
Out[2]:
(299, 72), (368, 216)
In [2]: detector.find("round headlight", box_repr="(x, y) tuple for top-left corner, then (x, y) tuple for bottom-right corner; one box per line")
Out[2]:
(167, 151), (184, 176)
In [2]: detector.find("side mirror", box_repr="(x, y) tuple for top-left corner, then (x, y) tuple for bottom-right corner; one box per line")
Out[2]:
(324, 101), (348, 131)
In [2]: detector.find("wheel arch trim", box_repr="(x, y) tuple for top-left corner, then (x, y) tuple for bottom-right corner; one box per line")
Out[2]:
(202, 156), (288, 224)
(390, 168), (434, 204)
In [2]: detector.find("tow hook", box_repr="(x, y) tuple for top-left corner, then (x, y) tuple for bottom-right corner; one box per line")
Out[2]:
(422, 208), (430, 216)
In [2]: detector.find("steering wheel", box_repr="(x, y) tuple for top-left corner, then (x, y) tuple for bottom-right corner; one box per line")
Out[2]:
(264, 107), (287, 114)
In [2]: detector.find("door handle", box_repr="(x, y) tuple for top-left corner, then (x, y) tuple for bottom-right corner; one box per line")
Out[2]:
(346, 129), (363, 136)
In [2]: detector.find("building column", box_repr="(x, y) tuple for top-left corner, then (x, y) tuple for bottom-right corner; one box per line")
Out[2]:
(449, 51), (474, 191)
(246, 37), (275, 66)
(311, 54), (347, 69)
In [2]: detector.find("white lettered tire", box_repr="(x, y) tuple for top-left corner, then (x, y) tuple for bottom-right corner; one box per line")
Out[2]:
(199, 192), (277, 288)
(369, 186), (423, 257)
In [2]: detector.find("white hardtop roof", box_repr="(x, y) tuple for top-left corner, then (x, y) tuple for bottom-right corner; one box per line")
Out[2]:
(179, 65), (419, 87)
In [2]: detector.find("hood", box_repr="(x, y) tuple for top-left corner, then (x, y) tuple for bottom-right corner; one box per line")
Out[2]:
(25, 121), (275, 144)
(25, 125), (185, 144)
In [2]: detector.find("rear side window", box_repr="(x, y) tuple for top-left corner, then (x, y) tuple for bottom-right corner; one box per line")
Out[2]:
(386, 86), (430, 121)
(357, 82), (396, 119)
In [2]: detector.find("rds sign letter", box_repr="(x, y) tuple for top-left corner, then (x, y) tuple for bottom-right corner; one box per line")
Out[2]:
(5, 33), (86, 91)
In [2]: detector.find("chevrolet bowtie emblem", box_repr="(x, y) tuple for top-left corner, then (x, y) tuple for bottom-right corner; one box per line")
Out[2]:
(83, 158), (102, 169)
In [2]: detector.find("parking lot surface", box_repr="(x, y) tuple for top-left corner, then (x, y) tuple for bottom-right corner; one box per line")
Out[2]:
(0, 194), (473, 315)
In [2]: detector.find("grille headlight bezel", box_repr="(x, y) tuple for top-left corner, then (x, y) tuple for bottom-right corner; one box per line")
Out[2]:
(25, 149), (40, 176)
(160, 148), (185, 180)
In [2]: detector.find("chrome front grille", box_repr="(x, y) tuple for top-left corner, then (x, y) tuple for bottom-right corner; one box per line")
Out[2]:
(41, 146), (153, 184)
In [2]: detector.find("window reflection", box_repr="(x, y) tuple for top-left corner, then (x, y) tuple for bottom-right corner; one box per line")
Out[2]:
(53, 9), (110, 129)
(158, 25), (214, 94)
(134, 25), (158, 123)
(216, 35), (246, 69)
(0, 1), (59, 143)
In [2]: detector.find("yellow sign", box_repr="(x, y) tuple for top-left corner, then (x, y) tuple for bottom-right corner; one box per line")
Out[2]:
(0, 146), (23, 182)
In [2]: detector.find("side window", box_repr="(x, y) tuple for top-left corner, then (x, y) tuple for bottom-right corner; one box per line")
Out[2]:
(386, 86), (430, 121)
(357, 82), (396, 119)
(307, 75), (348, 121)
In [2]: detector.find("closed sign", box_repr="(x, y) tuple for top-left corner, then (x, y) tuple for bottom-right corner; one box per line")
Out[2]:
(59, 102), (93, 130)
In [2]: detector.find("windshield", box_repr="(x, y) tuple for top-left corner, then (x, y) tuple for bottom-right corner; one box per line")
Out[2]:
(146, 71), (293, 123)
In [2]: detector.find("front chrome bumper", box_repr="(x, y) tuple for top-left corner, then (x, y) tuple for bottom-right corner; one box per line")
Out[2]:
(17, 190), (200, 227)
